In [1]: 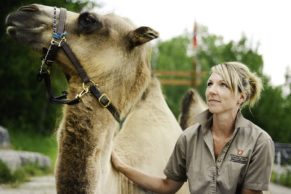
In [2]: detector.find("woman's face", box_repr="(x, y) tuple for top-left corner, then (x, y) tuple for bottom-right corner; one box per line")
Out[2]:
(205, 73), (243, 114)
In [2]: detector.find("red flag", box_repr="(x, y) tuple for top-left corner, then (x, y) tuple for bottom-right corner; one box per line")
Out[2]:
(193, 21), (198, 48)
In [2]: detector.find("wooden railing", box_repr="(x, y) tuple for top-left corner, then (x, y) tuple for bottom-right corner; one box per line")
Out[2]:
(155, 70), (206, 87)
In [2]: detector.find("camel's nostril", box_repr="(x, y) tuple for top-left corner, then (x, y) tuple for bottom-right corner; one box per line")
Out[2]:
(18, 4), (39, 12)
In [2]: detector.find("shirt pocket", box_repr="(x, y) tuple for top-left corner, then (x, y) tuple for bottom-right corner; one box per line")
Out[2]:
(187, 165), (214, 193)
(218, 158), (248, 190)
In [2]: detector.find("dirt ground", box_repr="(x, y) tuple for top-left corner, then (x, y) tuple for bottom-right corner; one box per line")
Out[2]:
(0, 176), (290, 194)
(0, 176), (56, 194)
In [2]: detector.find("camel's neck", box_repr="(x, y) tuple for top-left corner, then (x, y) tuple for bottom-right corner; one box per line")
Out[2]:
(56, 101), (118, 193)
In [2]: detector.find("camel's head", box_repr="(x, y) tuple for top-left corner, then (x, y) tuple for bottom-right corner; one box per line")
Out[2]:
(5, 4), (159, 79)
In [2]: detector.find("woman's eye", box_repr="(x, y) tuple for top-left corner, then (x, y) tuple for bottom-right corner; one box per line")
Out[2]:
(220, 82), (228, 88)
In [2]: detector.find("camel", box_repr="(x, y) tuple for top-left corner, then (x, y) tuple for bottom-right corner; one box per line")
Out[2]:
(6, 4), (190, 194)
(179, 89), (207, 130)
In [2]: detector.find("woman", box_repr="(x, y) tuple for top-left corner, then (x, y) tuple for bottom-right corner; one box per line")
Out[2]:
(111, 62), (274, 194)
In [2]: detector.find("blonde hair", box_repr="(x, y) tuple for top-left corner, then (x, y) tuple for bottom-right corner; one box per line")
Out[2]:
(210, 62), (263, 108)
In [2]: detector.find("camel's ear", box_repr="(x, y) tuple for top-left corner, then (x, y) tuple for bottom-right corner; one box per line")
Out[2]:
(128, 26), (159, 48)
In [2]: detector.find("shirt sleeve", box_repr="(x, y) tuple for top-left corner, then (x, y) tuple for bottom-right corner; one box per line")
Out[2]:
(243, 135), (275, 191)
(163, 133), (187, 182)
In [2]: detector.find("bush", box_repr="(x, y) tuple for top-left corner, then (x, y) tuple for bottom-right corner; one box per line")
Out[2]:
(0, 160), (50, 185)
(0, 160), (14, 183)
(271, 170), (291, 188)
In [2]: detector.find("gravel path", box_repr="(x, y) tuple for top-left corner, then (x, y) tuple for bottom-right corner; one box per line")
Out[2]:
(0, 176), (290, 194)
(0, 176), (56, 194)
(269, 182), (291, 194)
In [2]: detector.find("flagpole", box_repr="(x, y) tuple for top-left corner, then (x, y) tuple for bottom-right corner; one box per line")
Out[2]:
(191, 21), (198, 88)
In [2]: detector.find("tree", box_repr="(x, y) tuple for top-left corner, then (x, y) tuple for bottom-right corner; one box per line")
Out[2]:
(153, 36), (193, 115)
(0, 0), (95, 134)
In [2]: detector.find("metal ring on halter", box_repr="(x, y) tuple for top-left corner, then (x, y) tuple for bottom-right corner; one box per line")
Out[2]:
(75, 80), (96, 99)
(83, 80), (97, 89)
(51, 36), (66, 47)
(75, 88), (89, 99)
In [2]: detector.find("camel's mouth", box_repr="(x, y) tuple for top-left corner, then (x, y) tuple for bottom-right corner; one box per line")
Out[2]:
(6, 24), (46, 48)
(5, 8), (47, 48)
(6, 24), (46, 37)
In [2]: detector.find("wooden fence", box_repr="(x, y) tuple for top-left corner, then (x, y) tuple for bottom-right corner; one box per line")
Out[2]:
(155, 70), (206, 87)
(275, 143), (291, 165)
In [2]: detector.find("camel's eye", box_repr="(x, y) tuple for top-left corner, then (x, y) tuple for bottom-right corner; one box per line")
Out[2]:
(78, 12), (103, 34)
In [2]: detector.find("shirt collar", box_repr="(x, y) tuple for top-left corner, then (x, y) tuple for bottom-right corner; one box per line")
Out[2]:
(194, 109), (249, 133)
(234, 110), (249, 129)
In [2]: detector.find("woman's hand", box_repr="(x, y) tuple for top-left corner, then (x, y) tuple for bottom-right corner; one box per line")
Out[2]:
(110, 150), (184, 194)
(111, 151), (126, 171)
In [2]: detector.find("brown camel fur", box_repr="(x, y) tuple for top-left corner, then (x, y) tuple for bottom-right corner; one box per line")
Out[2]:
(6, 4), (189, 194)
(179, 88), (207, 129)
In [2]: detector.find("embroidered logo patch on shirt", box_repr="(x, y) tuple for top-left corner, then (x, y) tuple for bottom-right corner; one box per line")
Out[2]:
(237, 149), (244, 155)
(230, 154), (248, 164)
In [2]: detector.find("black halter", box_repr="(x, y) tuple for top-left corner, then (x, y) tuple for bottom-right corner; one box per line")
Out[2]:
(37, 7), (121, 123)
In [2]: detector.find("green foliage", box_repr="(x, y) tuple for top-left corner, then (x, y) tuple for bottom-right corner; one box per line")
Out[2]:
(0, 0), (93, 134)
(272, 170), (291, 188)
(154, 36), (192, 70)
(0, 160), (14, 183)
(153, 36), (193, 116)
(0, 160), (50, 185)
(243, 82), (291, 143)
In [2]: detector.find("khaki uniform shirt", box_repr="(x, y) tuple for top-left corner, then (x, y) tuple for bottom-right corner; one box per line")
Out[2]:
(164, 110), (274, 194)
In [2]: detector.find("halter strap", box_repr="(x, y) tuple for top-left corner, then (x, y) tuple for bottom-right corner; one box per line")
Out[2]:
(38, 7), (122, 123)
(57, 8), (66, 33)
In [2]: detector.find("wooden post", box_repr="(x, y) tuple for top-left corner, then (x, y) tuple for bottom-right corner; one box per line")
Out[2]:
(192, 21), (198, 89)
(191, 58), (197, 88)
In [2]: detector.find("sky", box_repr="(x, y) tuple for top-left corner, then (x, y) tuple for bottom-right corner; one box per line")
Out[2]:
(96, 0), (291, 86)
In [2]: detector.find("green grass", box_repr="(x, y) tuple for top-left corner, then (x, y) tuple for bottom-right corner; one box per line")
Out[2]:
(271, 170), (291, 188)
(0, 160), (50, 186)
(8, 129), (58, 171)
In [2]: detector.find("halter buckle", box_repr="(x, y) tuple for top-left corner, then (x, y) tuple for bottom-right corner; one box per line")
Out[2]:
(98, 94), (111, 108)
